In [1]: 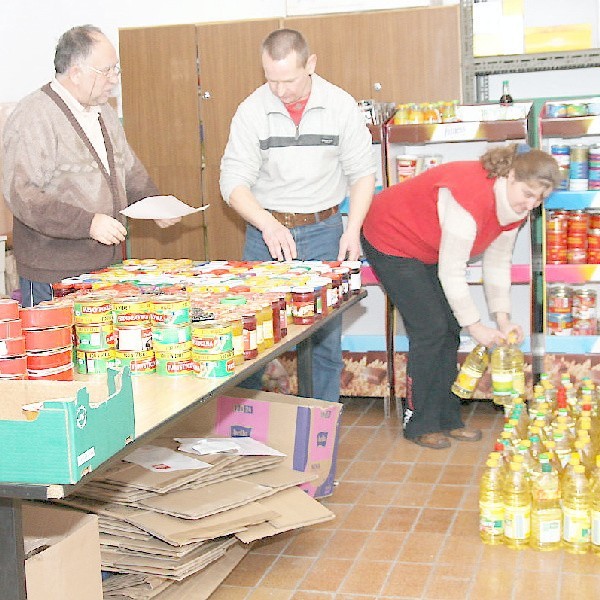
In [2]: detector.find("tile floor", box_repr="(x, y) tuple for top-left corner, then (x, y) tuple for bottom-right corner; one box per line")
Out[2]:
(212, 398), (600, 600)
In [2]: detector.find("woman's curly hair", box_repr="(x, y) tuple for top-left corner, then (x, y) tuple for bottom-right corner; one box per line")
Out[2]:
(480, 144), (561, 196)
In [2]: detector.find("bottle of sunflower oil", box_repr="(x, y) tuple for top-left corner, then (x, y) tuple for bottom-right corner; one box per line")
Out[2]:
(451, 343), (489, 399)
(530, 462), (562, 551)
(502, 461), (531, 549)
(479, 457), (504, 545)
(490, 344), (514, 406)
(591, 455), (600, 555)
(562, 464), (591, 554)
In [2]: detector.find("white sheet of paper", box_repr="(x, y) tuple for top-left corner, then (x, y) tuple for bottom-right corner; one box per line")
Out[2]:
(120, 195), (209, 219)
(123, 445), (212, 472)
(175, 437), (286, 457)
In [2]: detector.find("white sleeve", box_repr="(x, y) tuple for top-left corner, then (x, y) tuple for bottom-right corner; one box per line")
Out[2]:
(437, 188), (481, 327)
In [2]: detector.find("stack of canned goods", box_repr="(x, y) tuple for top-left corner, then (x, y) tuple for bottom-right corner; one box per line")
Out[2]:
(547, 284), (598, 335)
(546, 209), (600, 264)
(550, 143), (600, 191)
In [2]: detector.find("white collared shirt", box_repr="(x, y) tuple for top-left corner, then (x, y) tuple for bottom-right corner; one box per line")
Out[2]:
(50, 78), (109, 173)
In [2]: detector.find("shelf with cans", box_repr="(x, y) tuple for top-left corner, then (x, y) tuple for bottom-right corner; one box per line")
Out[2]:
(538, 99), (600, 357)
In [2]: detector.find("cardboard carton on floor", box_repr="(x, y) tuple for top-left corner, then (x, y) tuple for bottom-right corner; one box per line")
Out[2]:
(0, 367), (134, 484)
(23, 502), (102, 600)
(167, 387), (343, 498)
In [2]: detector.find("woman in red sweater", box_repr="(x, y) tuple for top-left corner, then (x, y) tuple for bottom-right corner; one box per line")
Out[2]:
(361, 145), (559, 449)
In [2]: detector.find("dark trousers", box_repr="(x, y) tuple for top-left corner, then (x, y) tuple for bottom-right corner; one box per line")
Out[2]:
(361, 234), (464, 438)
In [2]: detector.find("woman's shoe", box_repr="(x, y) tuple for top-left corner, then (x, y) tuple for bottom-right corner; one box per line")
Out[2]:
(411, 432), (451, 450)
(444, 427), (482, 442)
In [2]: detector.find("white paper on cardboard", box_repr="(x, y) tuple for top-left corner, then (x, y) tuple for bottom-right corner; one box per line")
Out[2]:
(176, 437), (285, 457)
(120, 196), (208, 219)
(123, 445), (212, 472)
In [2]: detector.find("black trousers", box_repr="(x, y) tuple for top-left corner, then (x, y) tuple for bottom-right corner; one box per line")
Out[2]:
(362, 234), (464, 438)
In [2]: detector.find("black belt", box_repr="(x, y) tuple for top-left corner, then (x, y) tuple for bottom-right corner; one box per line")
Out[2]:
(269, 205), (339, 228)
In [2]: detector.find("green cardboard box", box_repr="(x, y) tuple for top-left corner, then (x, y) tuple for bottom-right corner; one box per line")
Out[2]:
(0, 367), (134, 484)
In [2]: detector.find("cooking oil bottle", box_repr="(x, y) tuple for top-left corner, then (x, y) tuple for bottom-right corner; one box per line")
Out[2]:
(490, 343), (513, 406)
(479, 456), (505, 545)
(452, 344), (488, 399)
(502, 461), (531, 549)
(562, 464), (591, 554)
(530, 462), (562, 551)
(490, 333), (525, 405)
(591, 455), (600, 555)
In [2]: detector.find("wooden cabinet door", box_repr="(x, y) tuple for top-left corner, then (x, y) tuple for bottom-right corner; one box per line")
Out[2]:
(120, 24), (206, 260)
(286, 6), (461, 104)
(196, 19), (280, 261)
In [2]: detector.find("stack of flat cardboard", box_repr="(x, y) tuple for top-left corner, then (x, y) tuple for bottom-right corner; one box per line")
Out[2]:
(59, 438), (335, 599)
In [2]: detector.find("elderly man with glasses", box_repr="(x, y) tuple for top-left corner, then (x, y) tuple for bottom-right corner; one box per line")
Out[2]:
(2, 24), (177, 306)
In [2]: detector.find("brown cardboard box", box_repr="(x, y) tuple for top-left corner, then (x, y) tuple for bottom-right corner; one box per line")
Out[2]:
(166, 387), (343, 498)
(23, 502), (102, 600)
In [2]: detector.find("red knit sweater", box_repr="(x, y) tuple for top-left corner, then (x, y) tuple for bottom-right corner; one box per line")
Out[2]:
(362, 161), (524, 264)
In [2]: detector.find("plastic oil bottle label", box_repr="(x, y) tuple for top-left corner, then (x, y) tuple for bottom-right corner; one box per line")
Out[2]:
(538, 511), (562, 543)
(479, 501), (504, 535)
(591, 510), (600, 545)
(563, 507), (591, 543)
(504, 505), (531, 540)
(492, 372), (513, 396)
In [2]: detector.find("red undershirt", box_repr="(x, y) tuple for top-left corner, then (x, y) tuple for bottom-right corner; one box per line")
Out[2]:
(284, 96), (309, 126)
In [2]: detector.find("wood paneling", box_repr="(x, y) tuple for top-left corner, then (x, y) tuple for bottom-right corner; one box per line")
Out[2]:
(119, 25), (206, 260)
(286, 6), (461, 104)
(195, 19), (280, 260)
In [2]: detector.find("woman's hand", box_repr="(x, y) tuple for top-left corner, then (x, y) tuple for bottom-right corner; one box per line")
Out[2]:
(466, 321), (507, 348)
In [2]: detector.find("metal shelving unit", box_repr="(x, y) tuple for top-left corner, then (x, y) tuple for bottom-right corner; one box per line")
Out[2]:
(460, 0), (600, 103)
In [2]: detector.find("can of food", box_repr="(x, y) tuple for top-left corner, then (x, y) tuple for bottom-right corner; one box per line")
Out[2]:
(547, 285), (572, 314)
(192, 349), (235, 378)
(566, 103), (588, 117)
(589, 210), (600, 229)
(572, 287), (597, 320)
(547, 312), (573, 335)
(113, 349), (156, 374)
(396, 155), (419, 182)
(75, 322), (115, 350)
(588, 247), (600, 264)
(567, 247), (587, 264)
(151, 295), (191, 325)
(546, 245), (568, 264)
(115, 324), (153, 352)
(112, 296), (152, 326)
(573, 318), (596, 336)
(192, 320), (233, 354)
(567, 210), (590, 234)
(75, 349), (115, 374)
(569, 145), (589, 191)
(551, 145), (570, 190)
(73, 294), (113, 324)
(547, 103), (568, 118)
(152, 323), (192, 347)
(155, 355), (195, 376)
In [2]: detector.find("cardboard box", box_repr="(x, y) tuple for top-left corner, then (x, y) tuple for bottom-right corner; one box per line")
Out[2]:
(166, 387), (343, 498)
(23, 502), (102, 600)
(0, 367), (134, 484)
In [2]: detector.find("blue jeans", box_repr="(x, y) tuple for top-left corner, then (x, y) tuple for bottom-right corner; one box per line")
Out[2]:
(361, 233), (464, 438)
(19, 277), (53, 307)
(242, 212), (344, 402)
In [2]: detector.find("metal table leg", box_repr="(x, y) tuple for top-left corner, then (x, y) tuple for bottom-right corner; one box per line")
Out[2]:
(296, 335), (314, 398)
(0, 497), (27, 600)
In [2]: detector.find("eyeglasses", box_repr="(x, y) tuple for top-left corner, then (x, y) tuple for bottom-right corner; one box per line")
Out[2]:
(84, 64), (121, 78)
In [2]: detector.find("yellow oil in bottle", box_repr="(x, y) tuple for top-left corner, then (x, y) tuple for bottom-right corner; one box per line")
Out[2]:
(451, 344), (488, 399)
(479, 457), (504, 545)
(530, 462), (562, 551)
(562, 464), (591, 554)
(502, 461), (531, 549)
